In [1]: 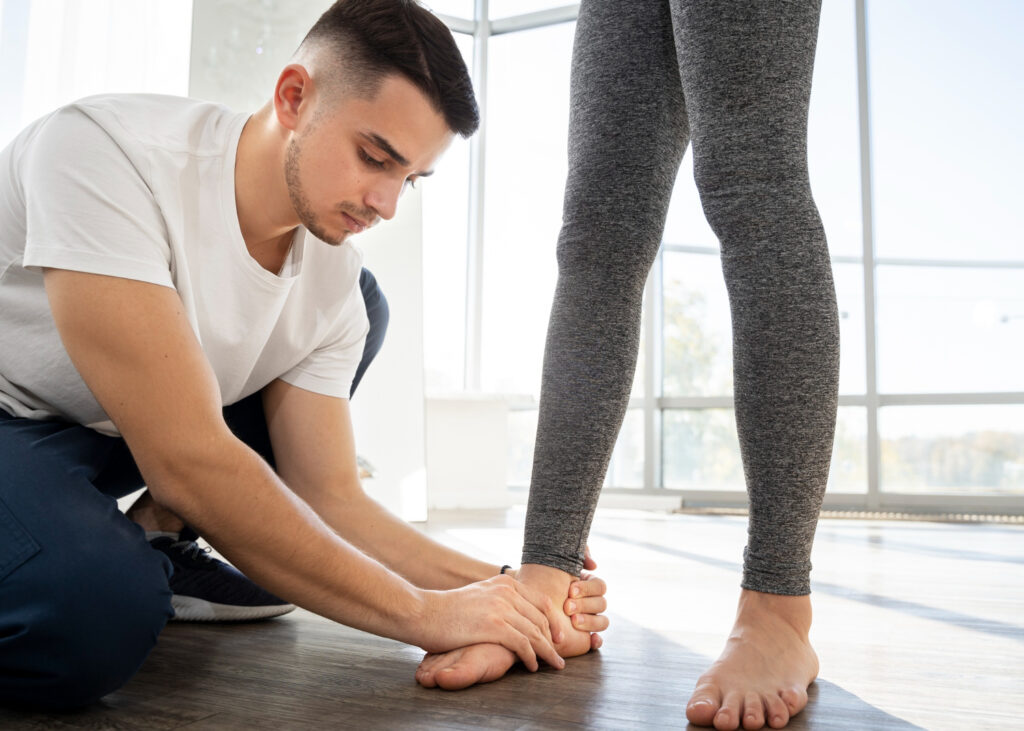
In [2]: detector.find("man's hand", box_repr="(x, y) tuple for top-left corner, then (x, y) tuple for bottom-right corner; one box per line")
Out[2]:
(504, 544), (607, 639)
(415, 563), (609, 690)
(418, 575), (564, 672)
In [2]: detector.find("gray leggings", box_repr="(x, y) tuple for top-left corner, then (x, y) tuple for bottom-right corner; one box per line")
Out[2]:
(521, 0), (839, 596)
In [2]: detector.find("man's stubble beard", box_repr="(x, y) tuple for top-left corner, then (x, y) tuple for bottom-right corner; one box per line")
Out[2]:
(284, 133), (345, 247)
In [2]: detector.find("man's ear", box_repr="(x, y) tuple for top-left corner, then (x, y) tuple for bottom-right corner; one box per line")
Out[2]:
(273, 64), (314, 133)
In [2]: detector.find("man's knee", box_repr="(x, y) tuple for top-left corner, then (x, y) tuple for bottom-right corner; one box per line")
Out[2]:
(350, 268), (389, 397)
(359, 267), (389, 360)
(0, 537), (173, 710)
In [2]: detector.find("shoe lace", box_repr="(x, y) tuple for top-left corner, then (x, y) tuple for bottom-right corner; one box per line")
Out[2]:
(172, 540), (214, 563)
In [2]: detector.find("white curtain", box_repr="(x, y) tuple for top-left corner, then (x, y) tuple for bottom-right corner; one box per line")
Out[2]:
(0, 0), (193, 147)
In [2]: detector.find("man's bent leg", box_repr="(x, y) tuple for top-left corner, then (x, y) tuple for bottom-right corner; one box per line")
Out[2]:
(0, 413), (173, 709)
(350, 267), (390, 398)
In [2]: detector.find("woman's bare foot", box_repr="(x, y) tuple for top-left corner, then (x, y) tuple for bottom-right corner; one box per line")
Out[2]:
(416, 643), (516, 689)
(416, 564), (605, 690)
(686, 590), (818, 730)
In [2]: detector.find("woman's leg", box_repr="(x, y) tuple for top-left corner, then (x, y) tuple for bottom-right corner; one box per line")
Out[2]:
(673, 0), (838, 599)
(671, 1), (836, 727)
(521, 0), (690, 574)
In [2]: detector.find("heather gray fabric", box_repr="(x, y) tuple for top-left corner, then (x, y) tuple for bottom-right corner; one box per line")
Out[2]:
(521, 0), (839, 596)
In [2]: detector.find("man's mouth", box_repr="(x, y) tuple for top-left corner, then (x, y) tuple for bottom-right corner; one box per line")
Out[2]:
(342, 212), (368, 233)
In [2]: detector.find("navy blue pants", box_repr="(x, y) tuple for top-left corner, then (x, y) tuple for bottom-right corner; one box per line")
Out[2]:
(0, 269), (388, 710)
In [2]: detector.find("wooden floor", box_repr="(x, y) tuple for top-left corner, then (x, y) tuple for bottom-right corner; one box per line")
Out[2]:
(2, 507), (1022, 730)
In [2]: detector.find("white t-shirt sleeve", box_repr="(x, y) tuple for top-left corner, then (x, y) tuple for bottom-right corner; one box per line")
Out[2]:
(278, 279), (370, 399)
(19, 106), (174, 288)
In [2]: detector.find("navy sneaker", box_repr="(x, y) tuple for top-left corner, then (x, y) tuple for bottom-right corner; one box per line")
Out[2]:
(149, 532), (296, 622)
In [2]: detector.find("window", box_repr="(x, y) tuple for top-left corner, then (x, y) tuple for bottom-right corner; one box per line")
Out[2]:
(430, 1), (1024, 510)
(0, 0), (192, 148)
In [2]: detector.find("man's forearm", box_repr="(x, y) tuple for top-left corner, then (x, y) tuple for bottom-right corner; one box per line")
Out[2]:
(142, 434), (429, 645)
(306, 488), (502, 590)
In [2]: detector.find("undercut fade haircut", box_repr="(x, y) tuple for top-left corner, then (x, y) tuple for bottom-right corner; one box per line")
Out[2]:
(299, 0), (479, 137)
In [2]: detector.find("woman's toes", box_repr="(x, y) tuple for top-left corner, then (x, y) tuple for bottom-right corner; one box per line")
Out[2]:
(764, 693), (790, 729)
(686, 687), (721, 726)
(742, 692), (766, 729)
(714, 691), (745, 731)
(779, 686), (806, 716)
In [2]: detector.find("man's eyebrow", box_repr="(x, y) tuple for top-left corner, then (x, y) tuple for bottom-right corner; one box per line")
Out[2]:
(361, 132), (410, 167)
(360, 132), (436, 177)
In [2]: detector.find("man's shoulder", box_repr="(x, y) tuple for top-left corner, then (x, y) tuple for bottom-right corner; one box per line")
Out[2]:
(66, 93), (245, 157)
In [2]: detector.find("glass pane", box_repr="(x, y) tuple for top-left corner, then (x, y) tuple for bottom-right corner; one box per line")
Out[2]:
(662, 251), (733, 397)
(489, 1), (574, 20)
(481, 22), (574, 394)
(876, 266), (1024, 394)
(663, 150), (719, 250)
(3, 0), (192, 147)
(830, 407), (867, 494)
(834, 262), (866, 396)
(508, 408), (643, 489)
(664, 407), (866, 493)
(663, 253), (864, 397)
(507, 409), (539, 487)
(880, 405), (1024, 495)
(605, 409), (644, 488)
(426, 0), (474, 19)
(630, 297), (645, 400)
(808, 0), (861, 258)
(423, 33), (474, 394)
(663, 1), (861, 257)
(663, 409), (744, 491)
(868, 1), (1024, 261)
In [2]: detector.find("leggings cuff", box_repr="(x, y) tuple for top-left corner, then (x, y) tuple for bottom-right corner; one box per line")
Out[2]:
(742, 552), (813, 596)
(520, 547), (583, 577)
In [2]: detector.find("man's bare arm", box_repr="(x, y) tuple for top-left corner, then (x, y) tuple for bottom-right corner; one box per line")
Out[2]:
(262, 379), (607, 614)
(263, 378), (502, 589)
(43, 269), (564, 671)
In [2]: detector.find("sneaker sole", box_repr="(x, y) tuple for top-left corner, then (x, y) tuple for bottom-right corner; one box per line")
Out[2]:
(170, 595), (297, 622)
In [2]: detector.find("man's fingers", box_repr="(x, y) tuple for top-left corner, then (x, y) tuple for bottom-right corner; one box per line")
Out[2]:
(509, 577), (564, 644)
(504, 582), (557, 646)
(583, 544), (598, 570)
(500, 622), (539, 672)
(570, 612), (610, 633)
(568, 575), (606, 599)
(563, 595), (607, 616)
(504, 616), (564, 671)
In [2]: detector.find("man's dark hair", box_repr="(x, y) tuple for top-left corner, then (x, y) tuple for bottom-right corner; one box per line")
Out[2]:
(299, 0), (479, 137)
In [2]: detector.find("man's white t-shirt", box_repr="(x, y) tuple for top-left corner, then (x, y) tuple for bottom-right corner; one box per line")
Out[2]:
(0, 94), (369, 435)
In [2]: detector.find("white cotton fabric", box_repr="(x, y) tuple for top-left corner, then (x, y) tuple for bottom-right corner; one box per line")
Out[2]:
(0, 94), (368, 435)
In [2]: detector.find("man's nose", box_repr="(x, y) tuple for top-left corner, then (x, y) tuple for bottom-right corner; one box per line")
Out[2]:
(365, 178), (404, 222)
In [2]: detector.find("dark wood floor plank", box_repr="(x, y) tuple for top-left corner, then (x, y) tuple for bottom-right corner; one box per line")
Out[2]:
(2, 509), (1022, 729)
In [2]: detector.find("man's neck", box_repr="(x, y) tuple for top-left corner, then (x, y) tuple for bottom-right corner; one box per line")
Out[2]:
(234, 104), (299, 273)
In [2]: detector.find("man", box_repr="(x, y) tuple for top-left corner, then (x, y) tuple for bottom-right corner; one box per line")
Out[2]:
(0, 0), (606, 710)
(415, 2), (837, 730)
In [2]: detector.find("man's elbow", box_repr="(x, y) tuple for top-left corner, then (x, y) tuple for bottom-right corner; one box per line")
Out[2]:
(128, 428), (246, 517)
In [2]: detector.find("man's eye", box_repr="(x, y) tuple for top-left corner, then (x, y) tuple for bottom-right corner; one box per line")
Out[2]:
(360, 149), (386, 169)
(405, 178), (418, 190)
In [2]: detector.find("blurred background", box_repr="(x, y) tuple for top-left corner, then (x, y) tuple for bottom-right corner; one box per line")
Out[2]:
(2, 0), (1022, 519)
